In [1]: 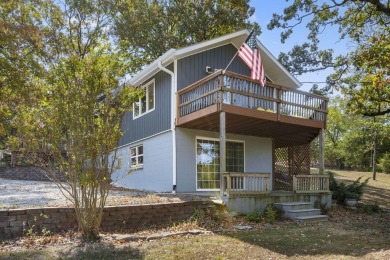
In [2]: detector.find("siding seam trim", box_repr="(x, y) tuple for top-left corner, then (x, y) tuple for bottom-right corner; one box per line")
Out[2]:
(116, 129), (172, 150)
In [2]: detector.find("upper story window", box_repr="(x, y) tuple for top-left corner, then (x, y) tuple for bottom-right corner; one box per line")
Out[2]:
(133, 79), (155, 119)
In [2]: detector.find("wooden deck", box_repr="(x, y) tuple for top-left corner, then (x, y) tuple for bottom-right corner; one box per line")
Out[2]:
(223, 172), (330, 196)
(176, 70), (328, 143)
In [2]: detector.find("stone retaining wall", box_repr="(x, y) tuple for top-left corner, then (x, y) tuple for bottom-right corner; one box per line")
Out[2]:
(0, 201), (210, 239)
(0, 166), (65, 182)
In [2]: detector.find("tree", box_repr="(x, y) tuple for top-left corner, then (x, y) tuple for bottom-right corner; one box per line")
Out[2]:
(3, 0), (257, 240)
(6, 0), (139, 240)
(268, 0), (390, 116)
(0, 0), (49, 148)
(324, 97), (351, 169)
(324, 96), (390, 174)
(113, 0), (259, 73)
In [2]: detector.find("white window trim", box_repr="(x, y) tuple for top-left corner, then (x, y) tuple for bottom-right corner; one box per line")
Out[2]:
(130, 145), (144, 170)
(195, 136), (245, 191)
(133, 79), (155, 119)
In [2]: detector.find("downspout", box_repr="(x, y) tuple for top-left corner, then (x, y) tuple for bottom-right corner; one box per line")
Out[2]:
(157, 61), (177, 193)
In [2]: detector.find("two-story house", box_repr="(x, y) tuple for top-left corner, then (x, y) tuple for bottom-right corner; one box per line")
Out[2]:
(113, 30), (331, 214)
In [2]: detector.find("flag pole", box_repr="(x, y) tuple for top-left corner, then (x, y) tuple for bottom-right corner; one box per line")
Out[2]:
(223, 52), (239, 74)
(223, 30), (254, 73)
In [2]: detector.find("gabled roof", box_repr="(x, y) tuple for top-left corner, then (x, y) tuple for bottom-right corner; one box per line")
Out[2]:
(129, 29), (301, 89)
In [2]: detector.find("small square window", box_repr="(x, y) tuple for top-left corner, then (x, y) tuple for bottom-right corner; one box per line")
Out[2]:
(130, 145), (143, 169)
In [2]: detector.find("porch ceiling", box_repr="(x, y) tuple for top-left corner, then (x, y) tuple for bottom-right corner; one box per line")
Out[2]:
(176, 105), (321, 144)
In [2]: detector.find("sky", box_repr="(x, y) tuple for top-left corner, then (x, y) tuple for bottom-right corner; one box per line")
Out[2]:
(249, 1), (349, 92)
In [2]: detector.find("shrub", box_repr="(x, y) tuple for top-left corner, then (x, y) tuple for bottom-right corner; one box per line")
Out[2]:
(379, 153), (390, 174)
(264, 205), (277, 223)
(245, 205), (284, 224)
(264, 205), (283, 223)
(328, 171), (369, 204)
(190, 205), (233, 229)
(314, 200), (329, 215)
(245, 211), (262, 223)
(363, 204), (381, 214)
(327, 170), (338, 191)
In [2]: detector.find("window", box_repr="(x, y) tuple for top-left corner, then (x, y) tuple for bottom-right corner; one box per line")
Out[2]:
(133, 79), (155, 118)
(196, 138), (244, 190)
(130, 145), (143, 169)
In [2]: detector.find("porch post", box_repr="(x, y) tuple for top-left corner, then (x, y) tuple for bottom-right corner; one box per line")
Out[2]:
(319, 128), (325, 175)
(220, 111), (226, 198)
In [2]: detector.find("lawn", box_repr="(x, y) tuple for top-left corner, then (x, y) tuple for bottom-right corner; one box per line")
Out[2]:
(2, 205), (390, 259)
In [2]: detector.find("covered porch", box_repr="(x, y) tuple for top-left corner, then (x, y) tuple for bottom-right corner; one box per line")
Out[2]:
(176, 70), (330, 198)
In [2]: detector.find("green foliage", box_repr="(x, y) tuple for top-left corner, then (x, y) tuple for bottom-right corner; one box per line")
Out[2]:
(26, 214), (51, 237)
(245, 211), (262, 223)
(363, 203), (381, 214)
(264, 205), (282, 224)
(327, 171), (338, 192)
(1, 0), (258, 240)
(324, 97), (390, 170)
(268, 0), (390, 116)
(3, 0), (141, 241)
(245, 205), (282, 224)
(379, 153), (390, 174)
(329, 172), (369, 204)
(0, 0), (53, 148)
(113, 0), (259, 74)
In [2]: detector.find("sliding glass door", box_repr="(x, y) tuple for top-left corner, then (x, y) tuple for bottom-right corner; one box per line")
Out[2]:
(196, 138), (244, 191)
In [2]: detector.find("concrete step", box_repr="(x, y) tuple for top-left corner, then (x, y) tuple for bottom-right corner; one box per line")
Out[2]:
(284, 208), (321, 218)
(295, 215), (329, 224)
(273, 201), (329, 223)
(273, 202), (313, 211)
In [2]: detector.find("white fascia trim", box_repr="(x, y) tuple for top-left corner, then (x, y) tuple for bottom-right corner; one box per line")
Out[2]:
(129, 49), (176, 86)
(174, 29), (249, 58)
(128, 30), (249, 87)
(257, 40), (301, 88)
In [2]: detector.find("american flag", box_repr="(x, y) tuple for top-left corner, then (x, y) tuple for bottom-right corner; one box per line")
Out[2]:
(238, 31), (266, 87)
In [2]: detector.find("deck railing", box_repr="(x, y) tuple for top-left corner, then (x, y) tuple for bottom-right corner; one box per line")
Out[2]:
(177, 70), (328, 123)
(223, 172), (271, 196)
(293, 175), (330, 193)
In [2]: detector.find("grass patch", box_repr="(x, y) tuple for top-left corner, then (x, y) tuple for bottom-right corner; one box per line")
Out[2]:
(0, 250), (54, 260)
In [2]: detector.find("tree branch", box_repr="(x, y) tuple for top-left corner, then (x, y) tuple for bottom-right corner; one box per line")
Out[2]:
(363, 108), (390, 117)
(363, 0), (390, 15)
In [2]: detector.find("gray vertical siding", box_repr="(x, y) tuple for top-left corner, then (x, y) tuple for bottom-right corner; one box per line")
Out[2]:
(176, 128), (273, 193)
(120, 44), (249, 146)
(177, 44), (251, 90)
(119, 64), (173, 146)
(113, 131), (173, 192)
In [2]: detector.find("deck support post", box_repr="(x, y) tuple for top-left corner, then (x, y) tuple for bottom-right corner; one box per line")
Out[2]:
(220, 111), (226, 198)
(319, 128), (325, 175)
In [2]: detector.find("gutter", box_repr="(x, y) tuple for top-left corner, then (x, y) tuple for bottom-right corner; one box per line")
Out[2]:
(157, 61), (177, 193)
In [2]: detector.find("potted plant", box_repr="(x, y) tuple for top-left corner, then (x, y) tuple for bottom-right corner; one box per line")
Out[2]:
(329, 171), (369, 206)
(344, 192), (360, 206)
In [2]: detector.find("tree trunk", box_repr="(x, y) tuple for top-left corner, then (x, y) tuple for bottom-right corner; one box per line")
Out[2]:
(373, 116), (377, 180)
(373, 136), (377, 181)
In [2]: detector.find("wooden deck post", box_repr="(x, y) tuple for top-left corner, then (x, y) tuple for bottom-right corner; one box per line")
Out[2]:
(220, 111), (226, 198)
(319, 128), (325, 175)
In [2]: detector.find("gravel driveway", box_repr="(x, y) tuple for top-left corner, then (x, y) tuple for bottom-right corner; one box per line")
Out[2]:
(0, 178), (148, 208)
